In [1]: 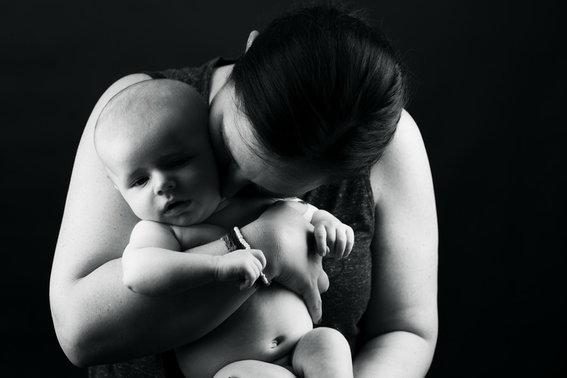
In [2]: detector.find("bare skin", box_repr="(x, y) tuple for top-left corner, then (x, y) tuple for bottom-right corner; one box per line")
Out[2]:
(177, 285), (312, 378)
(127, 196), (347, 378)
(50, 73), (329, 367)
(50, 33), (438, 377)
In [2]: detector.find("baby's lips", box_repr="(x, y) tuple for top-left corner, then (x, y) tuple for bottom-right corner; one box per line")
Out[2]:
(163, 199), (182, 213)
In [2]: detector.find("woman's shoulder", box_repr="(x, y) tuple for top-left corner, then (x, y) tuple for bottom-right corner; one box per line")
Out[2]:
(144, 57), (235, 102)
(370, 109), (435, 207)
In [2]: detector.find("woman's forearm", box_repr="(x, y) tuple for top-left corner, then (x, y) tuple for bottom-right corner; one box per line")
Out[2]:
(353, 331), (436, 378)
(49, 73), (267, 368)
(51, 244), (256, 367)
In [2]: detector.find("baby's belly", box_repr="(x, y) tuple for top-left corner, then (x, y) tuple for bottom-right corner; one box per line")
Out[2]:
(176, 284), (312, 378)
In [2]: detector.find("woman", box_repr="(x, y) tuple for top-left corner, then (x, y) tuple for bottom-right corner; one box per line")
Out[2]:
(50, 5), (438, 377)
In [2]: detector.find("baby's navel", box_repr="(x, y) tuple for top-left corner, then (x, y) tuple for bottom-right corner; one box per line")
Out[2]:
(270, 335), (286, 349)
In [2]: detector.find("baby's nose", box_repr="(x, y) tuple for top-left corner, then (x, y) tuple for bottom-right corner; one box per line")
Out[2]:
(154, 176), (176, 195)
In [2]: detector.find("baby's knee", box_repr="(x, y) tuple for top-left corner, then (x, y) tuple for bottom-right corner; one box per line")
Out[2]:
(213, 361), (252, 378)
(292, 327), (353, 378)
(298, 327), (350, 353)
(214, 360), (296, 378)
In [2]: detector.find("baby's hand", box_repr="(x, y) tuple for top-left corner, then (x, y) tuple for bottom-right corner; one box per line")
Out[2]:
(311, 210), (354, 259)
(215, 249), (267, 290)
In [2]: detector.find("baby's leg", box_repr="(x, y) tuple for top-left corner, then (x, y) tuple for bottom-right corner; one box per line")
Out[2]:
(214, 360), (297, 378)
(292, 327), (353, 378)
(175, 284), (312, 378)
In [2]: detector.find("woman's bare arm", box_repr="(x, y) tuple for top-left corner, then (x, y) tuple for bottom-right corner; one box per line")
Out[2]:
(49, 74), (260, 366)
(353, 111), (439, 377)
(49, 74), (326, 367)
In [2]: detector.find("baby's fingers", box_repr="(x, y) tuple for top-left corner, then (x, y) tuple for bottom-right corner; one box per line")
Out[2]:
(333, 227), (347, 259)
(314, 224), (329, 256)
(344, 225), (355, 258)
(250, 249), (267, 270)
(239, 260), (260, 290)
(324, 225), (337, 257)
(240, 277), (253, 290)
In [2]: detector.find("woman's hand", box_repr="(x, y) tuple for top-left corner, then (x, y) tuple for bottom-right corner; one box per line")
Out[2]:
(241, 201), (329, 323)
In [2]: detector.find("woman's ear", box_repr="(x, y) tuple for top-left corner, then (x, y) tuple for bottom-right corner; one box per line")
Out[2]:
(245, 30), (259, 52)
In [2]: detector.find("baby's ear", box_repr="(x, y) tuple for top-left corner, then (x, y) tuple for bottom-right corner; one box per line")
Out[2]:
(245, 30), (259, 52)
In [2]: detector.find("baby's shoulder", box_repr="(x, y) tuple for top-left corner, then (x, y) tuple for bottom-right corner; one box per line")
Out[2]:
(131, 220), (177, 242)
(127, 220), (181, 251)
(133, 219), (174, 233)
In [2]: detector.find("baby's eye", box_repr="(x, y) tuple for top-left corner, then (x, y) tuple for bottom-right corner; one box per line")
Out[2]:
(131, 177), (149, 187)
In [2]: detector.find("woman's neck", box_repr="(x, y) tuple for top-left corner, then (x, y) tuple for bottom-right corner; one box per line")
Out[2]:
(209, 64), (234, 104)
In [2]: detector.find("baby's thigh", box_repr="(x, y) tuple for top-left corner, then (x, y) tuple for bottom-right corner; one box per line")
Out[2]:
(176, 284), (312, 378)
(214, 360), (297, 378)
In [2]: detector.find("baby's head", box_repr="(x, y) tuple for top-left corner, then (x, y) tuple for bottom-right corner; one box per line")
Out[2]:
(94, 79), (221, 226)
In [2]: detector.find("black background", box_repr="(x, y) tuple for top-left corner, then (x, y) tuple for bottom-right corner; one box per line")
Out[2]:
(1, 0), (565, 376)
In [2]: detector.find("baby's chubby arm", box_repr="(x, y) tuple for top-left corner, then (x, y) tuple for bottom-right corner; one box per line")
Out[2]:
(122, 221), (266, 296)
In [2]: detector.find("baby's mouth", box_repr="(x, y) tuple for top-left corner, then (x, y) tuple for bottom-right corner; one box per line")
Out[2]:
(164, 200), (190, 215)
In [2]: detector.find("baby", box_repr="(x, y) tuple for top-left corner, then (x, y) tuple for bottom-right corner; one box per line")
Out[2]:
(94, 78), (354, 378)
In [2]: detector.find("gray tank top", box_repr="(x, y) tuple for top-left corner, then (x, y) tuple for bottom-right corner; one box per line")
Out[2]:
(89, 58), (375, 378)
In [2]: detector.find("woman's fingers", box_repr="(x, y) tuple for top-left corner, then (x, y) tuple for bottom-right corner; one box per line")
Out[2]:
(318, 270), (330, 293)
(302, 283), (323, 324)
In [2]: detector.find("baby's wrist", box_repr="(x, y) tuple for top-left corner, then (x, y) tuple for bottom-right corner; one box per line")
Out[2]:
(220, 233), (239, 253)
(280, 198), (318, 221)
(303, 203), (319, 221)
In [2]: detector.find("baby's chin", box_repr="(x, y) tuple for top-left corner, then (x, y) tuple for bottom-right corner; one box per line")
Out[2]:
(161, 214), (206, 227)
(165, 204), (219, 227)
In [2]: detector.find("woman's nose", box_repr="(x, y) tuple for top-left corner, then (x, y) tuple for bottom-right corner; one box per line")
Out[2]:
(154, 175), (176, 195)
(221, 165), (249, 198)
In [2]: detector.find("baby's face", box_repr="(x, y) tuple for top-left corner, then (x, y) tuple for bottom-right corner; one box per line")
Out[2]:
(101, 107), (221, 226)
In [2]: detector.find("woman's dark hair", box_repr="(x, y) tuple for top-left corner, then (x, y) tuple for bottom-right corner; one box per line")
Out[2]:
(230, 3), (407, 177)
